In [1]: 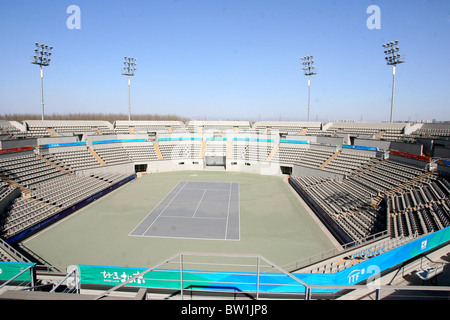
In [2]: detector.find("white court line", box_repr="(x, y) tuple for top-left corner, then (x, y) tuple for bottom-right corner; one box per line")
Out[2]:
(158, 215), (227, 220)
(237, 183), (241, 241)
(192, 189), (207, 218)
(131, 181), (240, 240)
(181, 188), (230, 191)
(224, 182), (232, 240)
(141, 180), (188, 235)
(129, 181), (185, 236)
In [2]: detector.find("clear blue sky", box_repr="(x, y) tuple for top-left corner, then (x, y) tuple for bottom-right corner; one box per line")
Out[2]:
(0, 0), (448, 122)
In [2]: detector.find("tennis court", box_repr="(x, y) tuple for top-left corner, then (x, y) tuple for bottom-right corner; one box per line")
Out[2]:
(23, 171), (337, 269)
(130, 181), (240, 240)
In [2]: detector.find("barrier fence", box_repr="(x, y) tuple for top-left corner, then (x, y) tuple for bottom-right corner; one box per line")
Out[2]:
(78, 227), (449, 299)
(1, 227), (449, 299)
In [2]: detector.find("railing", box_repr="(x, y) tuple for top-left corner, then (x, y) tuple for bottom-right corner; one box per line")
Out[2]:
(1, 242), (449, 300)
(0, 238), (31, 263)
(281, 230), (390, 272)
(0, 264), (35, 294)
(50, 267), (79, 294)
(93, 252), (310, 300)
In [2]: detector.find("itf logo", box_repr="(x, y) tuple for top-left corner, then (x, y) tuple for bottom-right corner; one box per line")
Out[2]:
(347, 265), (381, 286)
(348, 268), (365, 284)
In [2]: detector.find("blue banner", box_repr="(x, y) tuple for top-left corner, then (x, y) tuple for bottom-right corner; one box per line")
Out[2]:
(342, 144), (378, 151)
(280, 140), (309, 144)
(206, 137), (227, 141)
(39, 142), (86, 148)
(77, 227), (450, 294)
(92, 139), (147, 145)
(233, 138), (274, 142)
(158, 137), (202, 142)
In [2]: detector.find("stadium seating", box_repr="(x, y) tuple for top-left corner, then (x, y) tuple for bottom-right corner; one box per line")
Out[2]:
(123, 144), (159, 162)
(0, 119), (449, 255)
(23, 120), (115, 136)
(252, 121), (322, 135)
(158, 142), (202, 160)
(288, 152), (450, 244)
(0, 148), (135, 240)
(321, 149), (379, 176)
(41, 148), (102, 172)
(0, 153), (66, 188)
(406, 123), (450, 140)
(93, 146), (132, 165)
(325, 122), (407, 141)
(389, 176), (450, 238)
(114, 120), (185, 134)
(187, 120), (251, 133)
(274, 143), (308, 164)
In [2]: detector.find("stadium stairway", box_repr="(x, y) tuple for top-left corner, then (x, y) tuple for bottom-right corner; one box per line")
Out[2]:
(93, 127), (102, 135)
(227, 141), (233, 158)
(0, 175), (30, 196)
(34, 153), (75, 177)
(319, 149), (341, 169)
(371, 169), (438, 206)
(266, 143), (279, 162)
(47, 128), (58, 137)
(300, 127), (307, 136)
(153, 142), (163, 160)
(349, 158), (387, 179)
(374, 130), (385, 140)
(200, 141), (206, 159)
(87, 146), (107, 166)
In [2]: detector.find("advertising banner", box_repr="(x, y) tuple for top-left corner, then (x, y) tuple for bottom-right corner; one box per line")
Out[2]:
(342, 144), (378, 151)
(92, 139), (147, 145)
(279, 140), (309, 144)
(0, 261), (35, 282)
(39, 142), (86, 148)
(389, 149), (431, 162)
(78, 227), (450, 294)
(0, 146), (34, 154)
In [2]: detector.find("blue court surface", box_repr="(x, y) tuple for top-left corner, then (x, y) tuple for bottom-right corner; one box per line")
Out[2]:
(129, 181), (240, 240)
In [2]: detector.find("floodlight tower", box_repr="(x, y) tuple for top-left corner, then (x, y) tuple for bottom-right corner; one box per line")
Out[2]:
(31, 42), (53, 120)
(382, 40), (405, 123)
(122, 56), (137, 121)
(300, 55), (317, 122)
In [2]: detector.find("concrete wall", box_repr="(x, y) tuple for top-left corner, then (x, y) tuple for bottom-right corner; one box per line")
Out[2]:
(353, 138), (391, 151)
(388, 154), (430, 170)
(226, 160), (282, 175)
(76, 163), (135, 177)
(146, 159), (205, 173)
(0, 138), (37, 150)
(353, 138), (423, 155)
(434, 145), (450, 158)
(85, 134), (149, 146)
(292, 165), (344, 182)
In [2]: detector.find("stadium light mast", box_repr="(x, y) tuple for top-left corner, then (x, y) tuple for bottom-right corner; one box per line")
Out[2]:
(382, 40), (405, 123)
(122, 56), (137, 121)
(31, 42), (53, 120)
(300, 55), (317, 122)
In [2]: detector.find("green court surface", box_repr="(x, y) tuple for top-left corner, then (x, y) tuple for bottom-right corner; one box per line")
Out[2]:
(23, 171), (336, 270)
